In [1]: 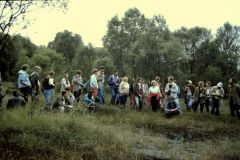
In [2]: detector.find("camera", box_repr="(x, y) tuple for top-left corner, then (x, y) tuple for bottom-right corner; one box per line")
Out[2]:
(169, 84), (172, 88)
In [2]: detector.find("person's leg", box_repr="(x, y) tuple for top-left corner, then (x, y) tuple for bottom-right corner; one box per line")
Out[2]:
(211, 100), (216, 115)
(193, 101), (199, 113)
(44, 89), (51, 109)
(234, 103), (240, 118)
(110, 88), (115, 105)
(200, 103), (204, 112)
(229, 97), (235, 117)
(115, 88), (120, 105)
(151, 96), (158, 112)
(205, 99), (210, 112)
(215, 100), (220, 116)
(20, 87), (29, 102)
(135, 96), (140, 111)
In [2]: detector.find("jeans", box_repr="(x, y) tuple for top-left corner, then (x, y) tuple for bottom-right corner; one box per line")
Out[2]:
(135, 96), (143, 111)
(44, 89), (54, 108)
(110, 87), (119, 105)
(73, 89), (81, 102)
(186, 96), (193, 110)
(211, 99), (220, 116)
(97, 88), (105, 104)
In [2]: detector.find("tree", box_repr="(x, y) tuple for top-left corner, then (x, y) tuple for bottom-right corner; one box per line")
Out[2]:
(0, 0), (68, 51)
(216, 22), (240, 78)
(72, 43), (96, 76)
(48, 30), (84, 64)
(174, 27), (212, 75)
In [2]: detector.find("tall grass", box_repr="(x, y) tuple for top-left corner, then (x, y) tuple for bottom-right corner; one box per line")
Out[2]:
(0, 82), (240, 159)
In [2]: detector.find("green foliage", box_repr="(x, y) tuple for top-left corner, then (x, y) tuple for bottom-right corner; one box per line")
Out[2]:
(48, 30), (84, 64)
(31, 47), (66, 76)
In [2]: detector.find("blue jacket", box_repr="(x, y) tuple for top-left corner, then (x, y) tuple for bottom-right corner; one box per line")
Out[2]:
(108, 75), (120, 88)
(17, 70), (31, 88)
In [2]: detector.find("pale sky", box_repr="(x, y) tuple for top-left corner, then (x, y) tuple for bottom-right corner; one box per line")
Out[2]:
(17, 0), (240, 47)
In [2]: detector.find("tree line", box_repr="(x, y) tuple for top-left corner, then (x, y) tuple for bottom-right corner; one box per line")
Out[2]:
(1, 7), (240, 88)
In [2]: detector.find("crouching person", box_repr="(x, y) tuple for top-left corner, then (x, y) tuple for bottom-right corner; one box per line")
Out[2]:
(52, 91), (73, 113)
(6, 90), (26, 109)
(164, 96), (180, 117)
(84, 90), (103, 112)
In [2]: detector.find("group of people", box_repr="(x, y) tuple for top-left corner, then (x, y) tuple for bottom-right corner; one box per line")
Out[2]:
(0, 63), (240, 118)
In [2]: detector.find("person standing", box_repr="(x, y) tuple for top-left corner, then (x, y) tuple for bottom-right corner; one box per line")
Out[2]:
(119, 76), (130, 108)
(210, 82), (224, 116)
(133, 77), (143, 111)
(41, 71), (55, 110)
(90, 68), (98, 98)
(97, 66), (105, 104)
(205, 81), (212, 112)
(60, 73), (71, 92)
(164, 76), (180, 108)
(108, 71), (120, 105)
(193, 81), (207, 113)
(30, 66), (42, 102)
(17, 64), (31, 102)
(148, 80), (162, 112)
(184, 80), (195, 111)
(228, 78), (240, 118)
(72, 70), (84, 102)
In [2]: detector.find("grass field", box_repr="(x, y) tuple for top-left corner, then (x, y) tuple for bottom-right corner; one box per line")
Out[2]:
(0, 82), (240, 160)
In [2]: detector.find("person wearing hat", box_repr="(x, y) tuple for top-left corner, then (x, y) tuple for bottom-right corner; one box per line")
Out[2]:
(148, 80), (162, 112)
(41, 70), (55, 110)
(29, 66), (42, 103)
(210, 82), (224, 116)
(184, 80), (195, 111)
(164, 76), (180, 108)
(17, 64), (31, 102)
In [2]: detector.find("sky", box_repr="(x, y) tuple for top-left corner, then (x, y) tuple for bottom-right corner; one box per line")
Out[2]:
(16, 0), (240, 47)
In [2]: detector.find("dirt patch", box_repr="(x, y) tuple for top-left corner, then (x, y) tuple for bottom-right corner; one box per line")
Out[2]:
(135, 123), (239, 142)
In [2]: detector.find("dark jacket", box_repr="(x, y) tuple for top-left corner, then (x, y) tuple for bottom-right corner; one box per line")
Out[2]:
(133, 83), (143, 96)
(6, 96), (25, 109)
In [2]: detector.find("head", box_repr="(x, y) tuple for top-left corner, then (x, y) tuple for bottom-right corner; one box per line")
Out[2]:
(64, 73), (69, 79)
(48, 70), (55, 77)
(35, 66), (42, 74)
(114, 70), (119, 76)
(151, 80), (157, 86)
(76, 70), (82, 76)
(168, 76), (174, 83)
(61, 90), (67, 97)
(198, 81), (204, 88)
(155, 76), (160, 82)
(217, 82), (223, 88)
(99, 66), (105, 73)
(136, 77), (142, 83)
(92, 68), (98, 75)
(12, 90), (20, 97)
(229, 78), (237, 86)
(206, 81), (211, 87)
(65, 86), (71, 92)
(123, 76), (128, 82)
(186, 80), (192, 86)
(22, 64), (29, 71)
